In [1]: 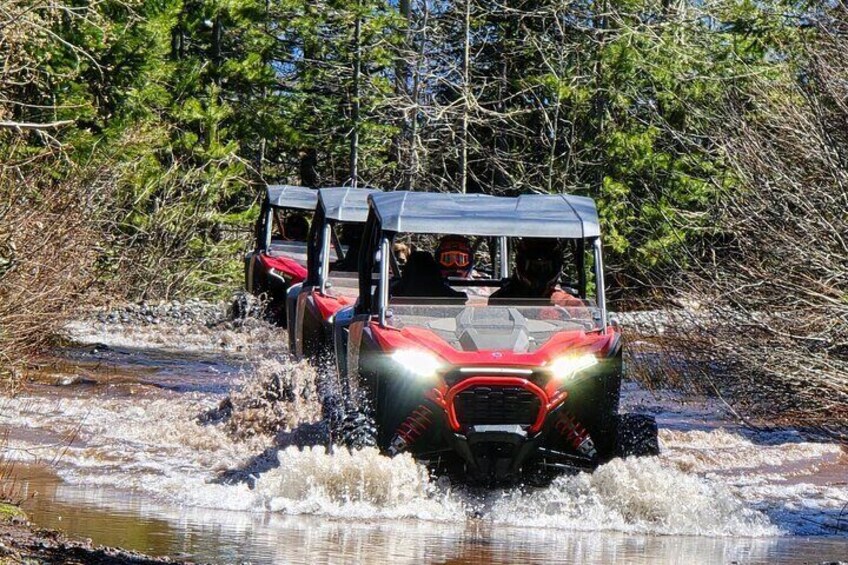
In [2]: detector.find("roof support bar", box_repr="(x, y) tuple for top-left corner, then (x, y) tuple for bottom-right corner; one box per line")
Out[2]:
(378, 236), (390, 326)
(593, 238), (608, 334)
(319, 223), (332, 294)
(264, 207), (274, 250)
(498, 236), (509, 279)
(576, 238), (586, 299)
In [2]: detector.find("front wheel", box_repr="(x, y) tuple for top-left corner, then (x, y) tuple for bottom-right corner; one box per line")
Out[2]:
(324, 360), (376, 450)
(333, 411), (377, 450)
(615, 413), (659, 458)
(265, 296), (288, 327)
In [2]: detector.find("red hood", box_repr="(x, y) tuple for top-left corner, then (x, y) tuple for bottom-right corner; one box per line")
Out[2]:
(312, 292), (354, 320)
(258, 253), (307, 283)
(371, 323), (617, 367)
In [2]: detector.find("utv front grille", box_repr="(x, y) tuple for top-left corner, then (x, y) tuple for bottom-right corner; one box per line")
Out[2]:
(444, 369), (548, 389)
(453, 385), (541, 428)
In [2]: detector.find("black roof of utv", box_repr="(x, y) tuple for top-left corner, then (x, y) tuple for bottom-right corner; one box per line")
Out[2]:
(318, 187), (380, 222)
(368, 192), (601, 238)
(266, 185), (318, 210)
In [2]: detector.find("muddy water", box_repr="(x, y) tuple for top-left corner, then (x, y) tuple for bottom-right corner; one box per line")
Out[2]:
(3, 328), (848, 564)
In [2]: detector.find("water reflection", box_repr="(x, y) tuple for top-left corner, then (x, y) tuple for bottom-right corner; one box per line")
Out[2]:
(18, 465), (848, 565)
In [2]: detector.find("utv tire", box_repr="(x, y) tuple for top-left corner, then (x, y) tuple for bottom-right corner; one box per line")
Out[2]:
(229, 291), (251, 323)
(314, 349), (343, 426)
(286, 316), (297, 357)
(337, 412), (377, 450)
(265, 297), (288, 328)
(615, 413), (659, 458)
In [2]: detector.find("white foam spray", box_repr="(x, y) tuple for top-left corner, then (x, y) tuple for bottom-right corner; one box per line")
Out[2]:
(489, 456), (780, 536)
(255, 446), (466, 521)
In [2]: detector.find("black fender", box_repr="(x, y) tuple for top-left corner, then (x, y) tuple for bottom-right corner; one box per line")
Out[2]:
(332, 306), (356, 379)
(293, 289), (331, 361)
(550, 339), (623, 462)
(286, 283), (303, 356)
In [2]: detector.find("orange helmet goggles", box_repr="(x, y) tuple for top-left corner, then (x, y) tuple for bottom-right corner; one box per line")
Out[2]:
(437, 236), (473, 276)
(439, 249), (471, 268)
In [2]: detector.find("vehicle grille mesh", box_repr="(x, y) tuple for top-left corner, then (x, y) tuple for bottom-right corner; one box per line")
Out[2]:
(453, 385), (540, 427)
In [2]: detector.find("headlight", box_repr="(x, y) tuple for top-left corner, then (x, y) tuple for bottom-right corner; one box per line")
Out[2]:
(391, 349), (443, 379)
(547, 353), (598, 382)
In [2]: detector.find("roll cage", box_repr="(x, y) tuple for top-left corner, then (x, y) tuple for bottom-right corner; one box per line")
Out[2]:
(356, 192), (608, 332)
(305, 187), (379, 293)
(256, 185), (318, 251)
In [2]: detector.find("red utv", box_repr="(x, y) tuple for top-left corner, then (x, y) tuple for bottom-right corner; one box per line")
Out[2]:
(331, 192), (658, 483)
(244, 185), (317, 326)
(286, 187), (379, 360)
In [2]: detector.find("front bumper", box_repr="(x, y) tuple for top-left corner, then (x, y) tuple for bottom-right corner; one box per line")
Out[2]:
(441, 421), (597, 482)
(383, 365), (617, 482)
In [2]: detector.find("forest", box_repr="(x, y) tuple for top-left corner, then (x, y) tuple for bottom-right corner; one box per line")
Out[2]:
(0, 0), (846, 423)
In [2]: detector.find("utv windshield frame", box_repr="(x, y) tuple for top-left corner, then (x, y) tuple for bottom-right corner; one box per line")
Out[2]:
(356, 192), (609, 333)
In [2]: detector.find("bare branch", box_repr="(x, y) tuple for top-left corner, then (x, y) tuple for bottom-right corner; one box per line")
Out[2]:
(0, 120), (73, 130)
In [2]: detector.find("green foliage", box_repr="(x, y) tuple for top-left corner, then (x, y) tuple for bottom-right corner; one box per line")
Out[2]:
(0, 0), (820, 299)
(0, 503), (26, 522)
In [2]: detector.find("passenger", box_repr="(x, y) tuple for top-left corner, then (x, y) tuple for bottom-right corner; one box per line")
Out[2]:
(283, 214), (309, 241)
(391, 251), (466, 299)
(490, 238), (584, 311)
(436, 235), (473, 279)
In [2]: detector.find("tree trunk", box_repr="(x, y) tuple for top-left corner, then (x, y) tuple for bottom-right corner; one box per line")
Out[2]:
(398, 0), (413, 190)
(350, 3), (362, 187)
(459, 0), (471, 194)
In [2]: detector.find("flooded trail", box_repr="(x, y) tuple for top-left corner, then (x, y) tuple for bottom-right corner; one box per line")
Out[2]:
(2, 323), (847, 564)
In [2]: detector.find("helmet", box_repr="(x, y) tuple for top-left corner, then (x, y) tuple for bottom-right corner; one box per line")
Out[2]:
(515, 238), (562, 294)
(436, 235), (473, 279)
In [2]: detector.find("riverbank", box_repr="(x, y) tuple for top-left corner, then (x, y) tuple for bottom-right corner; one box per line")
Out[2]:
(0, 503), (194, 564)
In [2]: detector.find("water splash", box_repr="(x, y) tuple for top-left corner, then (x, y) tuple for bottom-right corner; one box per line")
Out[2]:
(4, 341), (847, 540)
(201, 357), (324, 440)
(489, 457), (780, 536)
(256, 446), (466, 521)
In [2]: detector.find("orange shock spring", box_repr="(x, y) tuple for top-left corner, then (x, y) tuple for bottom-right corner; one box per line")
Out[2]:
(389, 405), (433, 455)
(555, 412), (598, 459)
